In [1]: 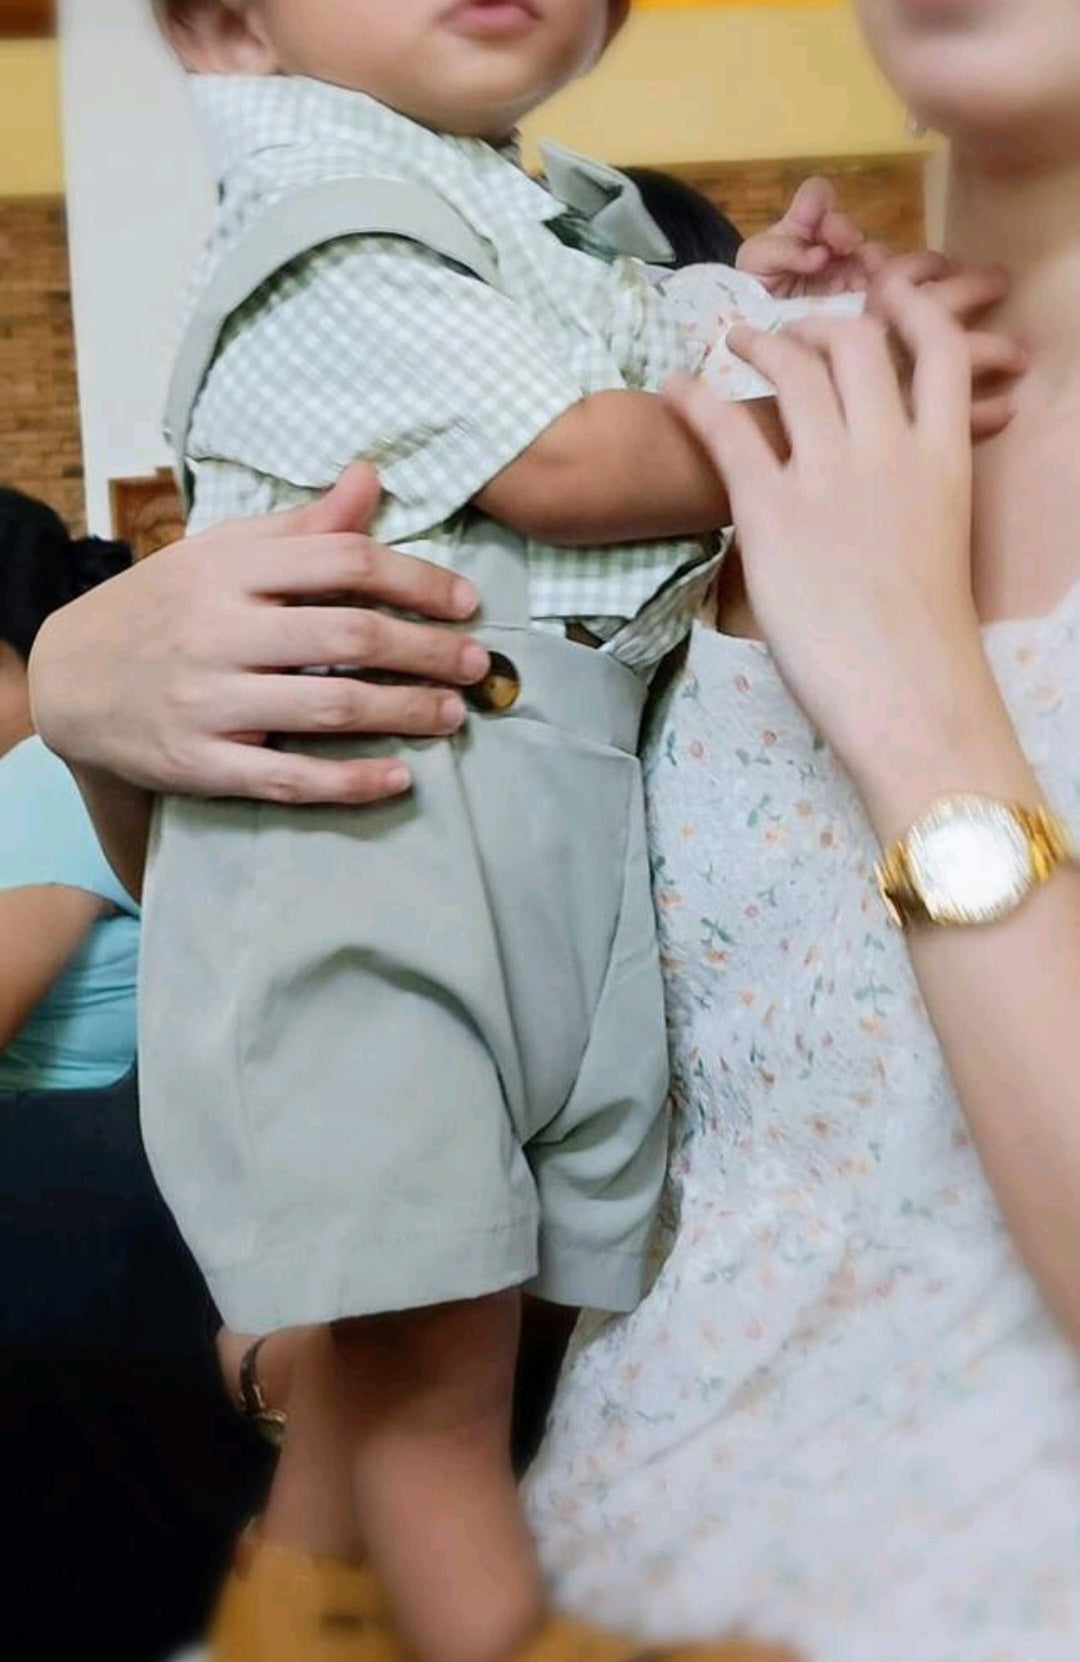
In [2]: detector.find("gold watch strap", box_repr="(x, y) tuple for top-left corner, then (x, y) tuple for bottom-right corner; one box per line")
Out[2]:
(875, 799), (1074, 929)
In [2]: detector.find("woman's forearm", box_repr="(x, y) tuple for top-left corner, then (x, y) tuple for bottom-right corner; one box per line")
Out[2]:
(906, 876), (1080, 1344)
(71, 767), (154, 903)
(847, 669), (1080, 1345)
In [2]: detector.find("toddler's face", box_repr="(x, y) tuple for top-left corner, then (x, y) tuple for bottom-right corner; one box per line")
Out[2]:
(182, 0), (612, 138)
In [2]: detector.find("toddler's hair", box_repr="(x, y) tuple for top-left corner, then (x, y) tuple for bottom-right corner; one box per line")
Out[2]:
(623, 169), (743, 270)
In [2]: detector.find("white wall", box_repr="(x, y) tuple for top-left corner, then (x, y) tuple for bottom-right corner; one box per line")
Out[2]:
(59, 0), (214, 533)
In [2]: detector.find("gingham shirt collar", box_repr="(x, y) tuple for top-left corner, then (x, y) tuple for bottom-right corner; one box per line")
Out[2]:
(188, 75), (674, 267)
(189, 73), (555, 216)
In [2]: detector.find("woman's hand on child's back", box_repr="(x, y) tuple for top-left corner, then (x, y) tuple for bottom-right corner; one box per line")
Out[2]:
(30, 464), (490, 806)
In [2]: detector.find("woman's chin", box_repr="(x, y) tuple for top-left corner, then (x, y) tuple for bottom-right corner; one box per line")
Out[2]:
(858, 0), (1080, 157)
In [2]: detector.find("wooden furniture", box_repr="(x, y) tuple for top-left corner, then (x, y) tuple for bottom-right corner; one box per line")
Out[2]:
(110, 471), (187, 563)
(667, 151), (926, 253)
(0, 0), (53, 36)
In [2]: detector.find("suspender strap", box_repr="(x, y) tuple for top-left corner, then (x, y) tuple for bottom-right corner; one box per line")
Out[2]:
(165, 177), (502, 509)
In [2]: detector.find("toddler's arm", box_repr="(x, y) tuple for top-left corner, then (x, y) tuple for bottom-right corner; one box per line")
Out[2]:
(205, 235), (764, 552)
(475, 184), (873, 548)
(474, 387), (766, 547)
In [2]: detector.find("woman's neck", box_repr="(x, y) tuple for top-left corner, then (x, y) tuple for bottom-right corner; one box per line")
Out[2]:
(946, 146), (1080, 394)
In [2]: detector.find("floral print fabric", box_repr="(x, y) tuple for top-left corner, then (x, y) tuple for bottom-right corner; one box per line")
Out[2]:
(527, 603), (1080, 1661)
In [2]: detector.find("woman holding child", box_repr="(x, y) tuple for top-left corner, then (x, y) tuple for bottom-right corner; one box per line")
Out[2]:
(32, 0), (1080, 1656)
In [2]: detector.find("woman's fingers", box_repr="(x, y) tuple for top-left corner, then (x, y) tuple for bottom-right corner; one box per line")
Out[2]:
(724, 325), (847, 465)
(869, 257), (1010, 324)
(780, 314), (907, 436)
(919, 265), (1011, 324)
(868, 248), (954, 290)
(250, 603), (489, 684)
(187, 461), (482, 622)
(782, 313), (1022, 437)
(223, 529), (481, 621)
(177, 667), (483, 805)
(970, 393), (1017, 442)
(198, 738), (419, 807)
(965, 328), (1029, 385)
(875, 275), (973, 446)
(664, 372), (783, 499)
(235, 460), (384, 545)
(226, 669), (469, 743)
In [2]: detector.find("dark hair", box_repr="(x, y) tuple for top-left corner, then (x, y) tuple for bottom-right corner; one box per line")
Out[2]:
(623, 168), (743, 271)
(0, 488), (132, 664)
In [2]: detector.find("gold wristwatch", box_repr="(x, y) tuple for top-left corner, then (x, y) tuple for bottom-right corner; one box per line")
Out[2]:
(875, 794), (1075, 929)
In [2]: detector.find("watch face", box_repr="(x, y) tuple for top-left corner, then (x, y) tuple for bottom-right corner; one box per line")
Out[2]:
(907, 798), (1035, 924)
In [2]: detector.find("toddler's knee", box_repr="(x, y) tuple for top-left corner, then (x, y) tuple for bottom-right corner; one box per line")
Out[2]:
(330, 1290), (522, 1426)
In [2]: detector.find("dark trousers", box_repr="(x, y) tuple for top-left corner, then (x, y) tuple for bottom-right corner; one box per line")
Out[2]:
(0, 1071), (271, 1660)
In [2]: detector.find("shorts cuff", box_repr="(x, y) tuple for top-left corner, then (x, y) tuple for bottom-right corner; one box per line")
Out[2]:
(208, 1213), (538, 1333)
(531, 1226), (648, 1314)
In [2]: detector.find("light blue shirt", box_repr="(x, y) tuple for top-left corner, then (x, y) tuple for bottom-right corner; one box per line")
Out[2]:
(0, 737), (139, 1092)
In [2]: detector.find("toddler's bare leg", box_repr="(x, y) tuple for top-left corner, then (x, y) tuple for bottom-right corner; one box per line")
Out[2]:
(258, 1324), (365, 1564)
(263, 1289), (543, 1662)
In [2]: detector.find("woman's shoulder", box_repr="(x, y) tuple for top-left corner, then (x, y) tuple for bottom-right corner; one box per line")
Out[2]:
(0, 737), (138, 916)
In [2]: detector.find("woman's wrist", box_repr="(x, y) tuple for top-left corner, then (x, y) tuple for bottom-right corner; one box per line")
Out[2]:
(838, 651), (1040, 844)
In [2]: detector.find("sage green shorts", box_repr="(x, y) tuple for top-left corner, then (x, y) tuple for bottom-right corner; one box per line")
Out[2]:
(138, 627), (670, 1334)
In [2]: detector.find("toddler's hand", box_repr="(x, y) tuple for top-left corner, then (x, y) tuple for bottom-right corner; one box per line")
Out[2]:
(737, 177), (884, 298)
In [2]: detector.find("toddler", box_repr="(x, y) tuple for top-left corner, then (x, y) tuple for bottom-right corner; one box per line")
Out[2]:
(145, 4), (876, 1660)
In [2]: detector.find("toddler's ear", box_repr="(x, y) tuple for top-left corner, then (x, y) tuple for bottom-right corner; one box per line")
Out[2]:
(160, 0), (281, 75)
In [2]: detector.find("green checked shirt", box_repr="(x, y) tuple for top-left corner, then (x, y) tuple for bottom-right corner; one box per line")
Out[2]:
(181, 75), (723, 671)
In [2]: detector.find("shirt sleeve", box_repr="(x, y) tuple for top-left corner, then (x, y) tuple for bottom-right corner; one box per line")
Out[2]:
(0, 738), (139, 915)
(192, 235), (590, 541)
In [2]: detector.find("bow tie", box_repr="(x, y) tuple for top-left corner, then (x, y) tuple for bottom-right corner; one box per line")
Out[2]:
(539, 141), (675, 266)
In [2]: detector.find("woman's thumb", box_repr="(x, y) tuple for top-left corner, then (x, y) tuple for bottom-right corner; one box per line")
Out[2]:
(272, 462), (382, 538)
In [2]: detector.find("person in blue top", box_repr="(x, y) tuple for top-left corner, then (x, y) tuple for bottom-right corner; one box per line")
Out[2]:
(0, 490), (138, 1091)
(0, 487), (270, 1662)
(0, 719), (140, 1091)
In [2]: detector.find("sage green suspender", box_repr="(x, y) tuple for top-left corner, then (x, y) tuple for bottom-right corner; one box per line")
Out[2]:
(164, 177), (502, 514)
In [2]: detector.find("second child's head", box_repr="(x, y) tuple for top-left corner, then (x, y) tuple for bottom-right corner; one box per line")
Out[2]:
(158, 1), (629, 140)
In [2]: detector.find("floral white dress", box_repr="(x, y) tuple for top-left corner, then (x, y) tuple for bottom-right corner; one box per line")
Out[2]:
(526, 604), (1080, 1661)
